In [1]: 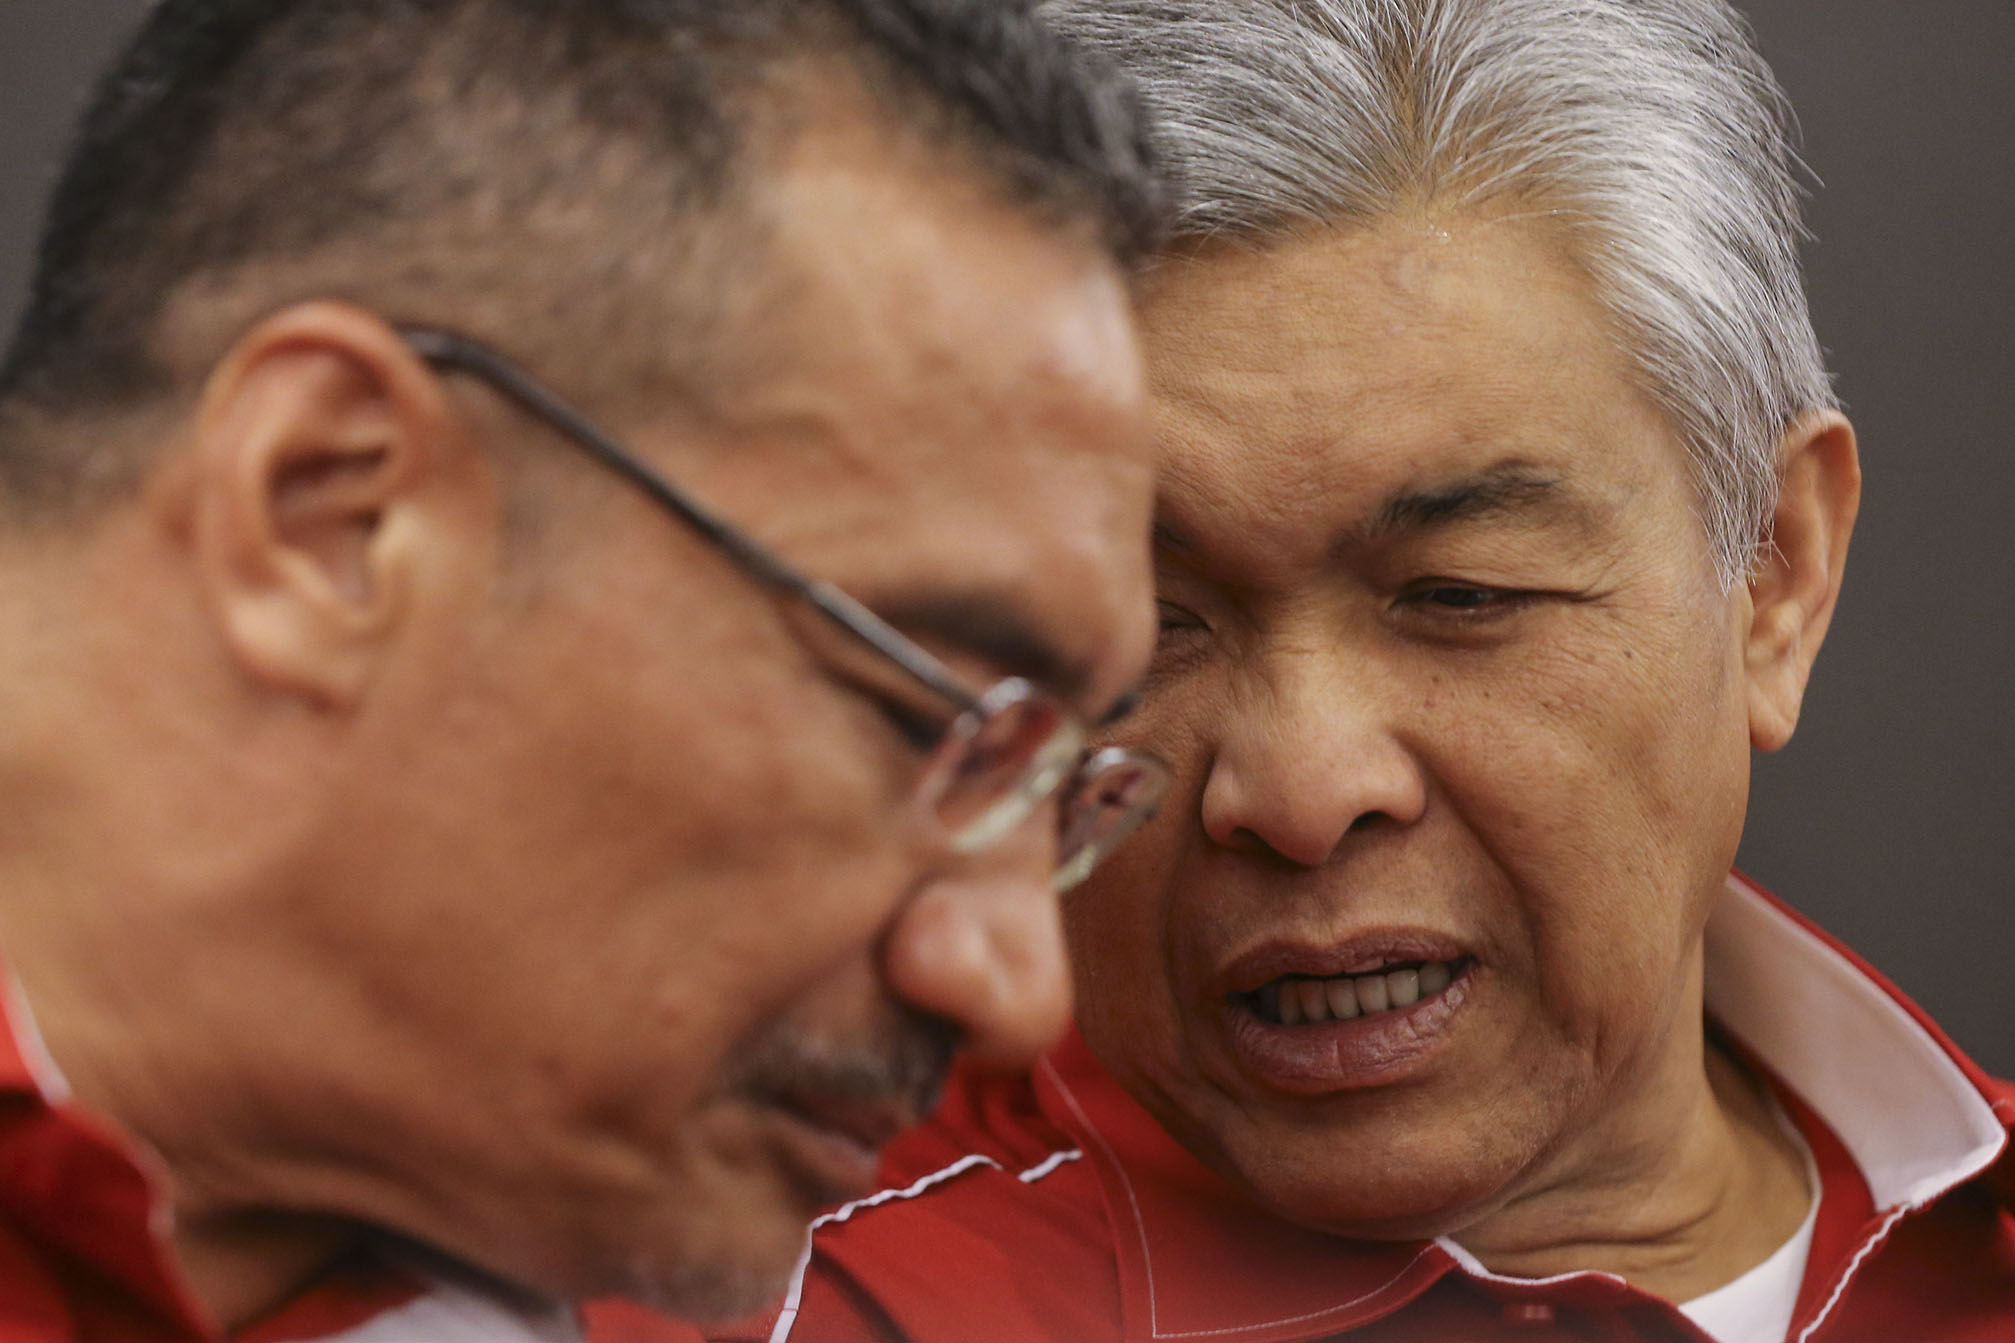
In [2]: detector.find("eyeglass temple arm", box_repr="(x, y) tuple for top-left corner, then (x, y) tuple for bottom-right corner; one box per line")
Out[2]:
(400, 328), (980, 714)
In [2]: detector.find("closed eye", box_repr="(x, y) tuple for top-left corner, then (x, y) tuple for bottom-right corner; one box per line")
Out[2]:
(1155, 599), (1209, 634)
(1396, 582), (1551, 628)
(1143, 599), (1211, 689)
(1414, 584), (1527, 610)
(873, 694), (944, 753)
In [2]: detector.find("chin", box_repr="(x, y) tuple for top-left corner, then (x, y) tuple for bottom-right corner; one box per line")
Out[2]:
(444, 1167), (813, 1323)
(529, 1205), (807, 1325)
(616, 1170), (830, 1317)
(607, 1248), (801, 1327)
(1205, 1108), (1534, 1247)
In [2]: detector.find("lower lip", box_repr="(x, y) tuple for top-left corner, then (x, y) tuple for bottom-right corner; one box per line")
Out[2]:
(767, 1108), (884, 1208)
(1221, 966), (1476, 1095)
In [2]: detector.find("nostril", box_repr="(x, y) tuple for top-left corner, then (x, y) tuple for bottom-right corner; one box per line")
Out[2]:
(1203, 753), (1424, 867)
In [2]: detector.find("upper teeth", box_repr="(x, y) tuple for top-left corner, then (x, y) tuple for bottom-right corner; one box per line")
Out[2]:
(1256, 960), (1456, 1025)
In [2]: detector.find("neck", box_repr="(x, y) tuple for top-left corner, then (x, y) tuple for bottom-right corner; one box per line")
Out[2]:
(0, 899), (372, 1330)
(0, 538), (391, 1328)
(1457, 1033), (1812, 1303)
(176, 1216), (367, 1333)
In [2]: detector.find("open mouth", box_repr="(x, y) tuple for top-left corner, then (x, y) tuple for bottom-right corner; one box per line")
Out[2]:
(1237, 957), (1475, 1026)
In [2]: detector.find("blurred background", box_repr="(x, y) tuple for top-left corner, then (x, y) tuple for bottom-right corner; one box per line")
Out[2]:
(3, 2), (2010, 1070)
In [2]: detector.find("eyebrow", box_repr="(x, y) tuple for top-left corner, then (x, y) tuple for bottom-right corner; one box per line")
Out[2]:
(1153, 464), (1596, 563)
(869, 592), (1136, 725)
(1353, 465), (1589, 547)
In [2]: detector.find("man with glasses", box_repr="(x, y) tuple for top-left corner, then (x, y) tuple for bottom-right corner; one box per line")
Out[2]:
(0, 0), (1165, 1339)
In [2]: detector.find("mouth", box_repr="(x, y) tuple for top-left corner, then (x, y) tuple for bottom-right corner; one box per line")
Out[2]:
(1214, 939), (1479, 1094)
(732, 1011), (956, 1211)
(1238, 957), (1473, 1026)
(764, 1091), (915, 1208)
(778, 1089), (913, 1153)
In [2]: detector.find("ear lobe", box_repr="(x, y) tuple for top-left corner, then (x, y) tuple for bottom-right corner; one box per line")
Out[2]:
(1745, 411), (1861, 753)
(190, 302), (477, 709)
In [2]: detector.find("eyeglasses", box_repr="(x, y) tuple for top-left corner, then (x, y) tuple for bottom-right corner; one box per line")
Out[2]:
(402, 328), (1169, 891)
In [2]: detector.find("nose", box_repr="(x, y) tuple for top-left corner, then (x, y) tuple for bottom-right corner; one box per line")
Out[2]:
(1199, 653), (1427, 867)
(878, 821), (1071, 1069)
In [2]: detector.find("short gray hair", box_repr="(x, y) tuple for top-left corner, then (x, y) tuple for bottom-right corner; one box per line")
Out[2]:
(1040, 0), (1838, 583)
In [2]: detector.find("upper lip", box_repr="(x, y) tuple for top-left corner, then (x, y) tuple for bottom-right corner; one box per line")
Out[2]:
(1212, 929), (1476, 996)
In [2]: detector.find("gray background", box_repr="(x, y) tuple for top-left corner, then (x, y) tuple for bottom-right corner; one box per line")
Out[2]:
(3, 4), (2010, 1069)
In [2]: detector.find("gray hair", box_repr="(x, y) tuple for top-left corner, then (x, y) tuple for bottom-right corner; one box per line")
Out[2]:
(1040, 0), (1838, 583)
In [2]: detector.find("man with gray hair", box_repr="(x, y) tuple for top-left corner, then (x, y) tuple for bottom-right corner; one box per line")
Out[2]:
(0, 0), (1173, 1338)
(684, 2), (2015, 1340)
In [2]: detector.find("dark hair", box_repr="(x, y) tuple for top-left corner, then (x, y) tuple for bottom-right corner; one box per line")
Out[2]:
(0, 0), (1162, 512)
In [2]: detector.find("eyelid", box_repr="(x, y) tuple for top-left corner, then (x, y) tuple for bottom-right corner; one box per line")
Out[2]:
(1097, 691), (1142, 728)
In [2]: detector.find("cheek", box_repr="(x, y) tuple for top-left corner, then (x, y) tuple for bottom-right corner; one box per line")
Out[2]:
(1418, 606), (1750, 1028)
(1062, 847), (1168, 1043)
(1064, 678), (1235, 1079)
(511, 558), (916, 855)
(440, 605), (920, 1050)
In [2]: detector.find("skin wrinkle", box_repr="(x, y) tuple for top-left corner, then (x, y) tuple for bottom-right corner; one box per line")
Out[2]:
(1065, 208), (1840, 1302)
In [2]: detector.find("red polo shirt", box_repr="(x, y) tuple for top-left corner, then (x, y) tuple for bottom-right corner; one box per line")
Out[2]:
(592, 875), (2015, 1343)
(0, 967), (583, 1343)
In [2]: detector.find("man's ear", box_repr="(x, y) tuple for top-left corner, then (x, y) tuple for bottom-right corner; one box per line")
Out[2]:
(187, 301), (491, 709)
(1746, 410), (1861, 753)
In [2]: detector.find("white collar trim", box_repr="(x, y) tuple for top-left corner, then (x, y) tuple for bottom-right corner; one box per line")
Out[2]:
(2, 967), (71, 1103)
(1704, 874), (2005, 1211)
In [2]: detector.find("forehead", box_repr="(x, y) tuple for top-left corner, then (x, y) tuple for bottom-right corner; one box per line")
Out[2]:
(1136, 216), (1695, 564)
(662, 119), (1157, 708)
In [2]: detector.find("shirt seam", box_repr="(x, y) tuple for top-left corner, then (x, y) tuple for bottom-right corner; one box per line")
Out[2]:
(1043, 1053), (1434, 1340)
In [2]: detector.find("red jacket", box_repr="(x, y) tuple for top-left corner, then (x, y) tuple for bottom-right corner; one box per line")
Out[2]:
(591, 876), (2015, 1343)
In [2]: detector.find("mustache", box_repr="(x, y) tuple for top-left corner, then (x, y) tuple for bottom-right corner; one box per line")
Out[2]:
(728, 1005), (960, 1129)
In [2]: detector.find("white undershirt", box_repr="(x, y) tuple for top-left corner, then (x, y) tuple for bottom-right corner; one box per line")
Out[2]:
(1677, 1112), (1821, 1343)
(318, 1271), (584, 1343)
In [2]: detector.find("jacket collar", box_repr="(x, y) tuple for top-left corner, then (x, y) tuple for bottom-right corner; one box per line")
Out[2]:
(1704, 872), (2007, 1209)
(1036, 873), (2012, 1343)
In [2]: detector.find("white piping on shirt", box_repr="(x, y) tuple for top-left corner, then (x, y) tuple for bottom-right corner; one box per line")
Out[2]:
(2, 968), (71, 1103)
(768, 1149), (1082, 1343)
(1792, 1205), (1909, 1343)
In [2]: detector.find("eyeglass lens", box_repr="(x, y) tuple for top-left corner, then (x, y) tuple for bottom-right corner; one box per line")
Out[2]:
(1053, 749), (1169, 892)
(920, 681), (1168, 891)
(927, 683), (1085, 856)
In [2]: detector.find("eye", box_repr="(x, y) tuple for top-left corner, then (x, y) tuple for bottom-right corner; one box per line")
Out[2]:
(1418, 584), (1514, 610)
(1155, 599), (1209, 634)
(1398, 581), (1543, 623)
(874, 695), (943, 753)
(1142, 599), (1211, 689)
